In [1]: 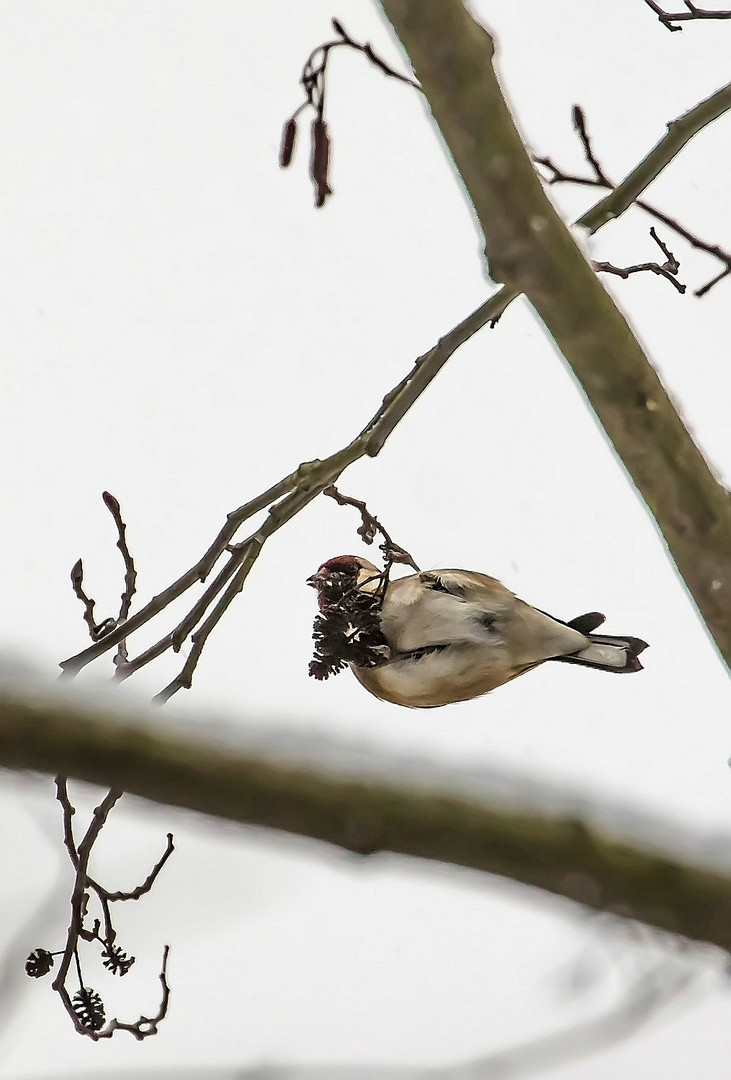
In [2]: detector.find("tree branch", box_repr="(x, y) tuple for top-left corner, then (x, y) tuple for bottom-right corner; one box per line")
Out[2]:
(377, 0), (731, 670)
(3, 687), (731, 953)
(59, 284), (517, 687)
(593, 227), (686, 292)
(641, 0), (731, 31)
(536, 109), (731, 299)
(579, 79), (731, 232)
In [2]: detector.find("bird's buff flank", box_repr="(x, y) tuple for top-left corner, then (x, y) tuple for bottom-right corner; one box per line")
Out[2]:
(308, 556), (647, 708)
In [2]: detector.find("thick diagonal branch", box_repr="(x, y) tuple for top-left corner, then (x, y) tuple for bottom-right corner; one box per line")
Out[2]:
(377, 0), (731, 668)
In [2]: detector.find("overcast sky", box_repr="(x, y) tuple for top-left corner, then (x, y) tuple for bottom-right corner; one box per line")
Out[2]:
(1, 2), (731, 1077)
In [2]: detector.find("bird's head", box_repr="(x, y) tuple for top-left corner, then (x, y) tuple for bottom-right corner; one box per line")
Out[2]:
(307, 555), (382, 611)
(307, 556), (390, 680)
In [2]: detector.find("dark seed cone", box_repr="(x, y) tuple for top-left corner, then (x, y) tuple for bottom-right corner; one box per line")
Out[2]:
(279, 117), (297, 168)
(310, 118), (333, 208)
(102, 943), (136, 976)
(72, 987), (106, 1032)
(25, 948), (54, 978)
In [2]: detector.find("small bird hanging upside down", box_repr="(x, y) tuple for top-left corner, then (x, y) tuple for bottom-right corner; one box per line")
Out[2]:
(308, 555), (648, 708)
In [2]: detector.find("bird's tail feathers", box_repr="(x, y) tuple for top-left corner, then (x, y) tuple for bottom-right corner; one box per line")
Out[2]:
(553, 632), (649, 673)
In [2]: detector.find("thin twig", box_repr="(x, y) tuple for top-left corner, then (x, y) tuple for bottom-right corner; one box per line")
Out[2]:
(69, 560), (98, 639)
(67, 92), (729, 694)
(114, 536), (252, 682)
(100, 491), (137, 667)
(280, 18), (419, 206)
(571, 104), (611, 185)
(309, 487), (421, 680)
(55, 777), (78, 863)
(52, 789), (123, 1035)
(642, 0), (731, 30)
(535, 104), (731, 296)
(323, 485), (421, 571)
(50, 776), (173, 1012)
(69, 561), (114, 641)
(0, 864), (69, 1044)
(152, 540), (264, 703)
(297, 18), (419, 118)
(10, 689), (731, 953)
(94, 947), (170, 1042)
(446, 953), (702, 1079)
(648, 225), (681, 270)
(60, 285), (515, 686)
(594, 228), (686, 293)
(91, 834), (175, 903)
(101, 492), (137, 622)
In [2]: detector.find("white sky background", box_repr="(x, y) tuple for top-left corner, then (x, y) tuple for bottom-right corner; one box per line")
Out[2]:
(1, 0), (731, 1076)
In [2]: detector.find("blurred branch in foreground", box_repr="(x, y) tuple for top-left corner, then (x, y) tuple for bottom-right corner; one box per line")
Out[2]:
(4, 685), (731, 953)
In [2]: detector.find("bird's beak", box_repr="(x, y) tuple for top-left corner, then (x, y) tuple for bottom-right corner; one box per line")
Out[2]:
(306, 573), (322, 588)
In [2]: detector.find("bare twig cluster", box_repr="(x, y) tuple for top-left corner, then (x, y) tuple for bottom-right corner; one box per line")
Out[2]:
(642, 0), (731, 31)
(27, 781), (172, 1037)
(279, 17), (419, 207)
(536, 105), (731, 296)
(59, 291), (498, 698)
(594, 227), (686, 293)
(30, 494), (172, 1037)
(323, 485), (420, 572)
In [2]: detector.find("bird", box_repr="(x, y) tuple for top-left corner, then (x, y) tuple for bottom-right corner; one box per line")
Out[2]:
(308, 555), (648, 708)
